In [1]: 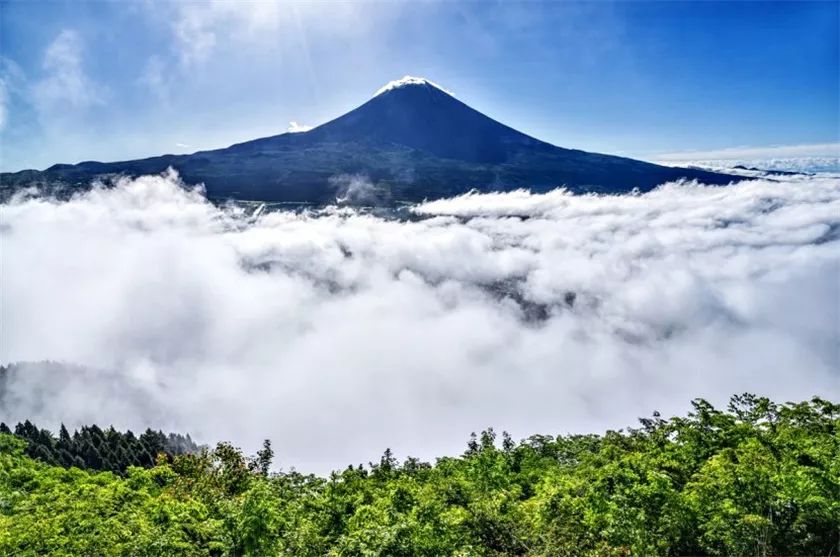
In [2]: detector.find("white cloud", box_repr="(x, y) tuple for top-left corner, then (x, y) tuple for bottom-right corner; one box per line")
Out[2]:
(171, 1), (288, 66)
(1, 172), (838, 472)
(654, 142), (840, 161)
(287, 121), (313, 133)
(172, 5), (221, 66)
(33, 30), (105, 111)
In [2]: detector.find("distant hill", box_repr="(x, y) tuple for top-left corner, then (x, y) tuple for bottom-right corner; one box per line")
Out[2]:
(0, 76), (740, 203)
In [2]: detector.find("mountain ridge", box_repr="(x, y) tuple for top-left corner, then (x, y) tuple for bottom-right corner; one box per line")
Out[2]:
(0, 76), (740, 203)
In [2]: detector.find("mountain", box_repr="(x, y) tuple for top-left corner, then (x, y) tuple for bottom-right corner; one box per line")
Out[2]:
(0, 76), (739, 203)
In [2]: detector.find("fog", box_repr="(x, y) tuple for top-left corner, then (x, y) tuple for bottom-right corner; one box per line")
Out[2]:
(1, 170), (838, 472)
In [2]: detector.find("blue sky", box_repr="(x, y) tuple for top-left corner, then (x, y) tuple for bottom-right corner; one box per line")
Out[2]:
(0, 0), (837, 171)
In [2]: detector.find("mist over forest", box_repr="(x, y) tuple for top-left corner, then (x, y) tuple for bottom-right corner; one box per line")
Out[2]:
(2, 169), (838, 472)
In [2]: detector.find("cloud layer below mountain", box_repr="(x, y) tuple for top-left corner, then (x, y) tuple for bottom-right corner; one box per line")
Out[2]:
(2, 171), (838, 471)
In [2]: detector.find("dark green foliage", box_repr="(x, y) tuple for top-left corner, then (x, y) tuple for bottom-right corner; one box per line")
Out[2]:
(2, 420), (200, 474)
(0, 394), (837, 556)
(251, 439), (274, 477)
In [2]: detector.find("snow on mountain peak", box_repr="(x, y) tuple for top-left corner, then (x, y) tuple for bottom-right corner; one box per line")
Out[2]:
(373, 76), (455, 98)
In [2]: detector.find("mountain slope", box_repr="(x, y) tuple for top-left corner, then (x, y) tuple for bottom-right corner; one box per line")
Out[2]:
(0, 76), (739, 203)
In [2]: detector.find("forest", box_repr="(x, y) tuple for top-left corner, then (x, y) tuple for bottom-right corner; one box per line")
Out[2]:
(0, 394), (837, 556)
(1, 420), (200, 473)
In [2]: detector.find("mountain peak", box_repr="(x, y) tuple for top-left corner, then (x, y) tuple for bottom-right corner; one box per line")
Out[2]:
(373, 76), (455, 98)
(1, 75), (740, 204)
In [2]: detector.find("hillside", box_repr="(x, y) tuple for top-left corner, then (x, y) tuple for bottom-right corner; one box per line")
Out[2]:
(1, 394), (837, 556)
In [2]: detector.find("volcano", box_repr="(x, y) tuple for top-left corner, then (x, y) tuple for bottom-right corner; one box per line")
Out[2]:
(0, 76), (738, 203)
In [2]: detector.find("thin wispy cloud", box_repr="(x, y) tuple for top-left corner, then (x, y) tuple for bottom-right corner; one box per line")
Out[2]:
(170, 2), (295, 66)
(33, 30), (105, 112)
(139, 55), (170, 102)
(0, 79), (8, 131)
(0, 57), (26, 134)
(654, 142), (840, 161)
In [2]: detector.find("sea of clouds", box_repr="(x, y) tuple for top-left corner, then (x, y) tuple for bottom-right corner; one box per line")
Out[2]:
(656, 156), (840, 175)
(2, 170), (839, 472)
